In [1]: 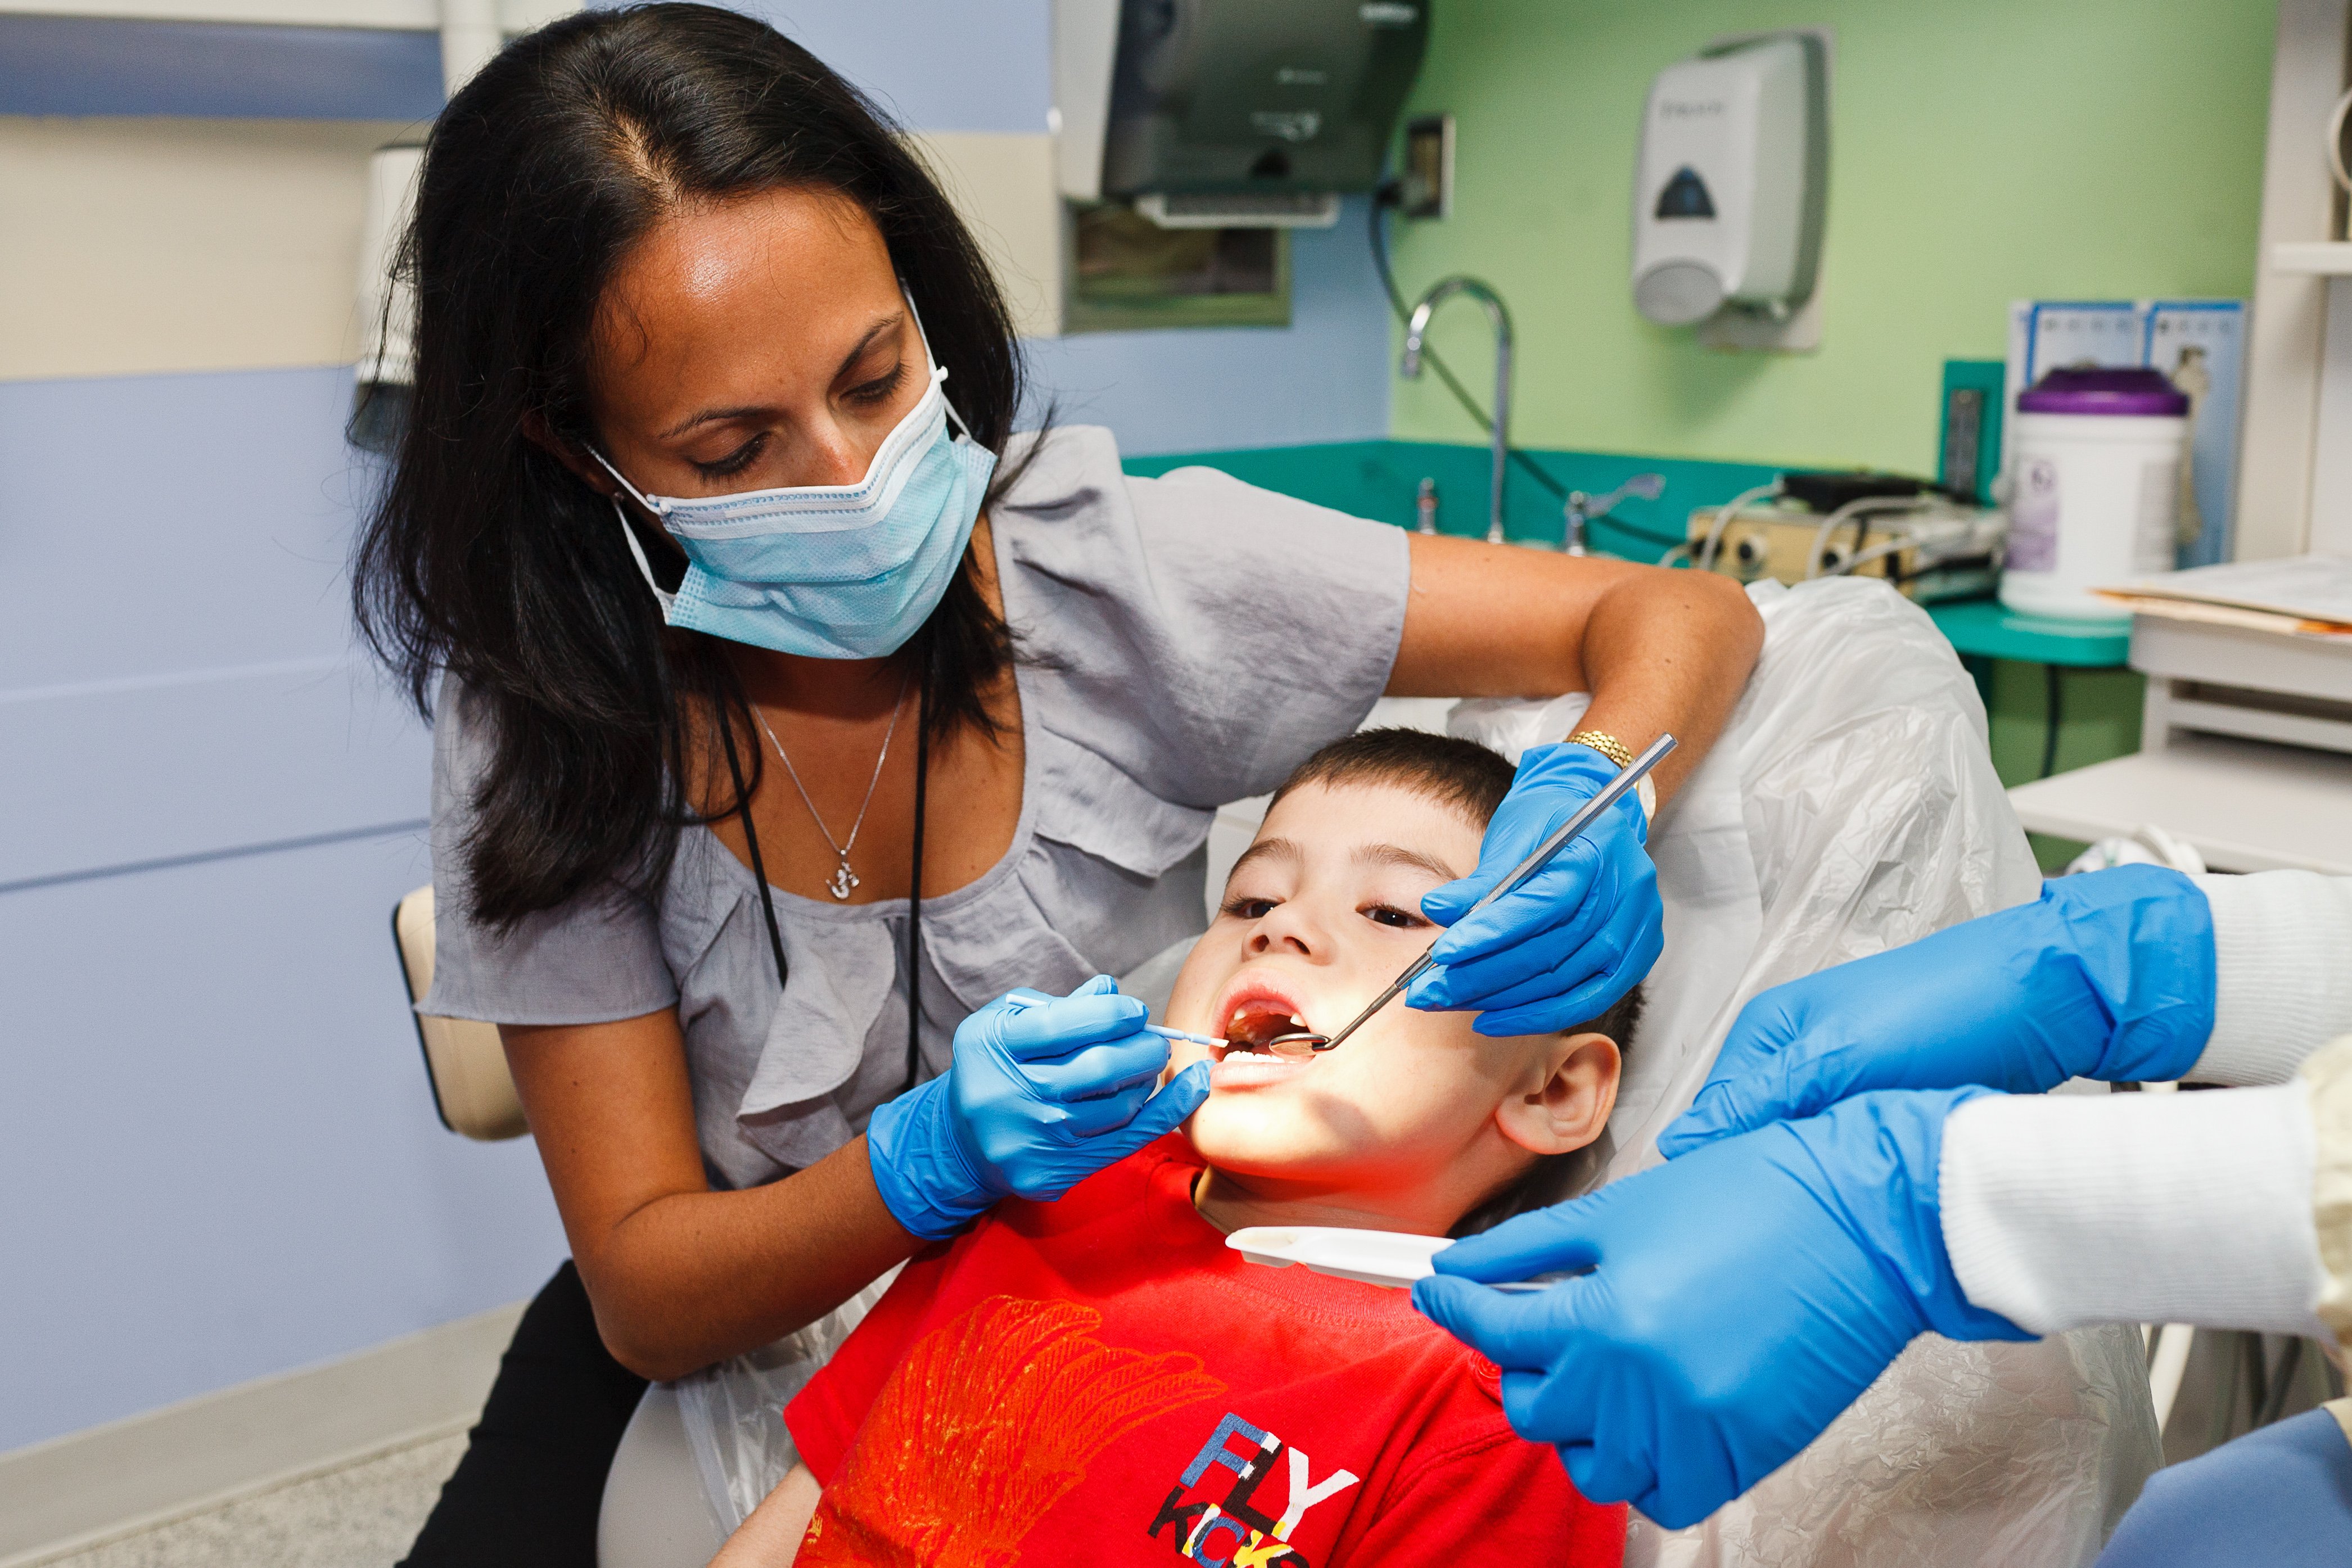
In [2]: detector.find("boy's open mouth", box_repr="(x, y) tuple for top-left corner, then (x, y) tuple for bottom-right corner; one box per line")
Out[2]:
(1224, 1000), (1313, 1055)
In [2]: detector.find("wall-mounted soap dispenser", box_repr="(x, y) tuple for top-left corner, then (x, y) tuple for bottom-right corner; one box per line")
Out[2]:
(1630, 30), (1829, 349)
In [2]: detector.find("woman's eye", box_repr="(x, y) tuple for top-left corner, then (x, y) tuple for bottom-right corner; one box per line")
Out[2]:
(1221, 896), (1278, 921)
(846, 360), (909, 406)
(1363, 902), (1428, 930)
(693, 434), (767, 480)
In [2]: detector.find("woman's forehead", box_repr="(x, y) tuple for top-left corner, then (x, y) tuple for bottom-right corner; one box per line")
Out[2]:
(590, 187), (900, 390)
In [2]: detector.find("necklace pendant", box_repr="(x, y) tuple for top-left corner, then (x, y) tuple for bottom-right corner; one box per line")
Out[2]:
(829, 860), (859, 901)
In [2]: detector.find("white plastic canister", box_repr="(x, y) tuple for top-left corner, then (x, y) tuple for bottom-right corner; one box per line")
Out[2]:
(1999, 367), (2188, 622)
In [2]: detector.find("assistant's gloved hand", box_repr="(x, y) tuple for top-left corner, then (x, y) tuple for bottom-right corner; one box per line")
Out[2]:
(1414, 1088), (2028, 1528)
(1407, 741), (1663, 1036)
(1659, 865), (2214, 1156)
(865, 976), (1212, 1239)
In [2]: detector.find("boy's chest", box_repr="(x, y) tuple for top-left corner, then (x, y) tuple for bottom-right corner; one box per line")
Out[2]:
(809, 1287), (1466, 1567)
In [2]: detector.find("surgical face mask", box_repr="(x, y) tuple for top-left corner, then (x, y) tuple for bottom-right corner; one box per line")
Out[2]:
(590, 313), (997, 660)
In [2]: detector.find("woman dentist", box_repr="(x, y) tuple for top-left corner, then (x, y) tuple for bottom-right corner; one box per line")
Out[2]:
(1416, 861), (2352, 1564)
(359, 6), (1760, 1561)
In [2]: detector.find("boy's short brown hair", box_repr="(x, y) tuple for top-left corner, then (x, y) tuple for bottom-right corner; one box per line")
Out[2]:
(1270, 729), (1644, 1234)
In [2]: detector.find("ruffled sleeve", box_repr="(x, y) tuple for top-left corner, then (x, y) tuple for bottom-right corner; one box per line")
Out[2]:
(992, 427), (1411, 848)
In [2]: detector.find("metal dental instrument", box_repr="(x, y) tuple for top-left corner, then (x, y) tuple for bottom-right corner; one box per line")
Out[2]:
(1270, 731), (1678, 1056)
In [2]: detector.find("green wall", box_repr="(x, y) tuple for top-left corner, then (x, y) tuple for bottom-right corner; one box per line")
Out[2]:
(1387, 0), (2276, 473)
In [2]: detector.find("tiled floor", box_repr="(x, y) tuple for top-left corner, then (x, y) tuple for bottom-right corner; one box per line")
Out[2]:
(39, 1433), (462, 1568)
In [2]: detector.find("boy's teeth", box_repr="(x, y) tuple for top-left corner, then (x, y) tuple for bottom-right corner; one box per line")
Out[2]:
(1289, 1014), (1304, 1027)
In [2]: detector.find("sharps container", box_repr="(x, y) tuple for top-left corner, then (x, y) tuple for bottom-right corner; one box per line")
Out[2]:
(1999, 367), (2189, 622)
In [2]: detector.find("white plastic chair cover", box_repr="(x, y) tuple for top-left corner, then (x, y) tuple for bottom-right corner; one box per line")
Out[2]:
(1453, 579), (2159, 1567)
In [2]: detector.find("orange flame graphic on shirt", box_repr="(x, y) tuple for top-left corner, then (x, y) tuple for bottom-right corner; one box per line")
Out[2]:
(800, 1295), (1225, 1566)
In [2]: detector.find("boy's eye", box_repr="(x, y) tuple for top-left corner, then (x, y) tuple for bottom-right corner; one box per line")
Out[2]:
(1221, 896), (1279, 921)
(1363, 902), (1429, 930)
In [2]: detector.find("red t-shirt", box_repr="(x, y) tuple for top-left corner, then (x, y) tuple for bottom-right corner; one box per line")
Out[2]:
(787, 1136), (1623, 1567)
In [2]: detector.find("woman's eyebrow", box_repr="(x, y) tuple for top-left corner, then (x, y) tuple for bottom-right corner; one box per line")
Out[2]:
(655, 314), (905, 440)
(1354, 842), (1462, 883)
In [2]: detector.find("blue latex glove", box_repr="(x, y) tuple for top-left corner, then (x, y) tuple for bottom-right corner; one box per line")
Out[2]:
(1414, 1088), (2028, 1528)
(1407, 741), (1663, 1035)
(1658, 865), (2214, 1156)
(865, 976), (1212, 1239)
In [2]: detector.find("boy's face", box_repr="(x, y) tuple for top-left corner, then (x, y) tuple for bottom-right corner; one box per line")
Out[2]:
(1164, 779), (1619, 1231)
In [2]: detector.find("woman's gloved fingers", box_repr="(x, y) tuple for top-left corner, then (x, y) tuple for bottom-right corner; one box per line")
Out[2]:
(1444, 929), (1628, 1028)
(1662, 1068), (1831, 1156)
(995, 990), (1152, 1061)
(1424, 911), (1658, 1037)
(1433, 1198), (1606, 1282)
(1422, 841), (1607, 964)
(1412, 880), (1614, 1011)
(1059, 1060), (1209, 1147)
(1559, 1433), (1667, 1518)
(1018, 1031), (1170, 1102)
(1411, 1275), (1568, 1371)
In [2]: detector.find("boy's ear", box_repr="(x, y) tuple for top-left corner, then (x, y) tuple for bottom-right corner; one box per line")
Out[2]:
(1495, 1033), (1620, 1157)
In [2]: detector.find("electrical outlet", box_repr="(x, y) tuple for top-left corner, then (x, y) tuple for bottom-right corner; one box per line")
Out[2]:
(1402, 114), (1453, 219)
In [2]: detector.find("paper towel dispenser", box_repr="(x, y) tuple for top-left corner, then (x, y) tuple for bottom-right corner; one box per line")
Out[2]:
(1055, 0), (1429, 228)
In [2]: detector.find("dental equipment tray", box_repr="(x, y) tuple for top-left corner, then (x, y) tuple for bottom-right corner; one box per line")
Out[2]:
(1686, 504), (2005, 602)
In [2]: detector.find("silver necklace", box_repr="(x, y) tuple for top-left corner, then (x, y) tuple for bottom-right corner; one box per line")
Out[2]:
(753, 670), (911, 900)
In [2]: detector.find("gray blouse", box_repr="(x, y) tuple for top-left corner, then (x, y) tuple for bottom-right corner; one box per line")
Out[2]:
(422, 426), (1410, 1191)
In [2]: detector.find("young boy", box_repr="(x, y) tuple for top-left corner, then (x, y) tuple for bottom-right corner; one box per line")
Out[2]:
(717, 730), (1640, 1567)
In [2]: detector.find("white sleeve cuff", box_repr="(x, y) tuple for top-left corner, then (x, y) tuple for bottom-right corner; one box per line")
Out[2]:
(1939, 1086), (2327, 1339)
(2189, 872), (2352, 1085)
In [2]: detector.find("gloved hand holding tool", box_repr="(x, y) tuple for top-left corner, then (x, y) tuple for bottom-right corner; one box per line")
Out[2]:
(1410, 740), (1665, 1037)
(1660, 864), (2215, 1155)
(1413, 1088), (2029, 1528)
(865, 975), (1212, 1239)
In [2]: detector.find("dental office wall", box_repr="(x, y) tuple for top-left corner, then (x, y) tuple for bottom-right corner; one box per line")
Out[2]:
(1382, 0), (2274, 808)
(0, 4), (1388, 1455)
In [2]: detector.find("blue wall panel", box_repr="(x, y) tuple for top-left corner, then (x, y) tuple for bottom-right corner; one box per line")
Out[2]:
(0, 16), (444, 121)
(0, 365), (561, 1451)
(739, 0), (1053, 134)
(0, 829), (563, 1451)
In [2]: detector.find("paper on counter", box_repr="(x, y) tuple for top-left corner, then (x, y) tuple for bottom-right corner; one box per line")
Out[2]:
(2099, 554), (2352, 631)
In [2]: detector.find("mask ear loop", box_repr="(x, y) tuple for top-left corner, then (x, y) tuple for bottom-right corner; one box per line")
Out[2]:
(588, 449), (679, 614)
(901, 286), (980, 446)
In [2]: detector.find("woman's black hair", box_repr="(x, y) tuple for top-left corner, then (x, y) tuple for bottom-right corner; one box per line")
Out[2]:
(352, 2), (1032, 930)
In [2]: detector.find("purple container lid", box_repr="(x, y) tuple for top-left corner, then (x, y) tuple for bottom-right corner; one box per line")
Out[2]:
(2017, 366), (2189, 417)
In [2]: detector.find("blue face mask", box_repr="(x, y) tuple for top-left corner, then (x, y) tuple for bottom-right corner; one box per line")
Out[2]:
(591, 316), (997, 660)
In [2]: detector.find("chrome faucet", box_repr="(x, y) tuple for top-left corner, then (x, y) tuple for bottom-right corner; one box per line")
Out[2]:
(1401, 277), (1513, 545)
(1564, 473), (1666, 557)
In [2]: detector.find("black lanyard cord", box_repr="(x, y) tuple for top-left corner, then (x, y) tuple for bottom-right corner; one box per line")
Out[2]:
(905, 677), (929, 1093)
(717, 677), (931, 1097)
(717, 695), (791, 1001)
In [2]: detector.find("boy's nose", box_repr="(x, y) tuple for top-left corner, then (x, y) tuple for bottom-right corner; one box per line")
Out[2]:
(1247, 902), (1324, 958)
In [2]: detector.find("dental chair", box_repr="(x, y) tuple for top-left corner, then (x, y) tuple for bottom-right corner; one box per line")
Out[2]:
(391, 885), (528, 1141)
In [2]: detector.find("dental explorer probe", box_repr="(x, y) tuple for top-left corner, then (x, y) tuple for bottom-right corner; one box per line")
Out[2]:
(1271, 732), (1678, 1056)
